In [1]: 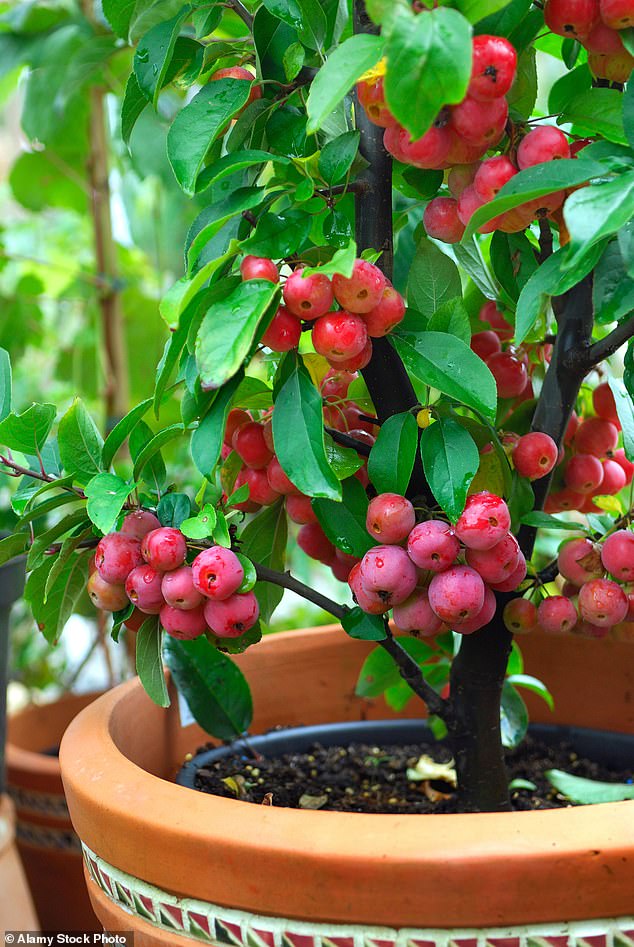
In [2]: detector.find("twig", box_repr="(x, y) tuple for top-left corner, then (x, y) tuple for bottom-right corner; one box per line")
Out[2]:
(574, 313), (634, 369)
(324, 426), (372, 456)
(253, 562), (348, 619)
(224, 0), (254, 28)
(0, 456), (87, 499)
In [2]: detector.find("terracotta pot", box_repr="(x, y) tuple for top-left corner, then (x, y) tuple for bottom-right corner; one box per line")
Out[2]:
(60, 625), (634, 947)
(6, 691), (102, 932)
(0, 794), (39, 930)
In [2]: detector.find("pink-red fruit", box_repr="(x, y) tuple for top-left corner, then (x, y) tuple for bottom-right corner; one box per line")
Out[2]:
(192, 546), (244, 600)
(407, 520), (460, 572)
(455, 492), (511, 550)
(160, 604), (207, 640)
(95, 533), (144, 585)
(600, 530), (634, 581)
(125, 564), (164, 614)
(120, 511), (161, 541)
(578, 578), (628, 627)
(428, 565), (486, 626)
(359, 545), (418, 606)
(332, 260), (386, 314)
(161, 566), (205, 610)
(513, 432), (558, 480)
(366, 493), (415, 544)
(141, 528), (187, 573)
(204, 591), (259, 637)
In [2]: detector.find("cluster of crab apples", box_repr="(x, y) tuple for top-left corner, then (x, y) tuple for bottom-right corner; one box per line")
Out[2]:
(87, 512), (258, 640)
(349, 491), (525, 635)
(544, 0), (634, 81)
(242, 254), (405, 366)
(504, 530), (634, 640)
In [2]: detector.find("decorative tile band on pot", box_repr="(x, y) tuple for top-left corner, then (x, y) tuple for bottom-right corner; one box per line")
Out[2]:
(82, 844), (634, 947)
(8, 783), (70, 819)
(17, 820), (81, 852)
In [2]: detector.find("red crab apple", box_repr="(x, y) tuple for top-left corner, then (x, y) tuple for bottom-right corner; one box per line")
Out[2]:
(365, 493), (416, 544)
(160, 604), (208, 640)
(95, 533), (143, 584)
(141, 528), (187, 573)
(204, 591), (259, 637)
(191, 546), (244, 600)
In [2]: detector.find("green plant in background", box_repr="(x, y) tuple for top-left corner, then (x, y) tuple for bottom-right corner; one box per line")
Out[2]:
(0, 0), (633, 811)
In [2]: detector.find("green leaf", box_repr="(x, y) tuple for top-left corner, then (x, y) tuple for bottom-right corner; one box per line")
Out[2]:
(25, 552), (89, 645)
(283, 41), (305, 81)
(545, 769), (634, 805)
(239, 210), (312, 259)
(58, 399), (103, 484)
(385, 7), (472, 139)
(506, 673), (554, 711)
(186, 187), (264, 275)
(0, 349), (12, 422)
(302, 240), (357, 279)
(455, 0), (513, 22)
(254, 6), (300, 82)
(609, 378), (634, 462)
(239, 500), (288, 622)
(464, 159), (603, 239)
(564, 172), (634, 269)
(391, 331), (498, 422)
(180, 503), (217, 539)
(324, 434), (364, 479)
(407, 238), (462, 315)
(164, 635), (253, 740)
(367, 412), (418, 495)
(102, 399), (153, 469)
(102, 0), (135, 38)
(559, 88), (627, 145)
(356, 638), (435, 698)
(593, 241), (634, 324)
(44, 526), (93, 603)
(272, 356), (341, 500)
(236, 553), (257, 593)
(490, 230), (538, 303)
(160, 248), (236, 329)
(191, 373), (243, 478)
(624, 78), (634, 150)
(0, 403), (55, 455)
(132, 423), (183, 487)
(500, 680), (528, 749)
(318, 131), (360, 185)
(0, 531), (28, 568)
(519, 511), (586, 531)
(306, 33), (384, 133)
(420, 418), (480, 523)
(195, 280), (280, 390)
(195, 149), (290, 194)
(342, 607), (387, 641)
(548, 62), (592, 115)
(313, 477), (375, 557)
(157, 493), (191, 528)
(134, 5), (190, 107)
(136, 617), (170, 708)
(167, 79), (252, 194)
(27, 509), (89, 571)
(515, 241), (606, 345)
(85, 473), (134, 534)
(427, 298), (471, 344)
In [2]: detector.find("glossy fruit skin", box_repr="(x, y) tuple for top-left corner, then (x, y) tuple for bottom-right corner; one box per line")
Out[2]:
(224, 408), (252, 446)
(468, 34), (518, 100)
(266, 457), (300, 496)
(557, 537), (603, 586)
(428, 565), (486, 625)
(407, 520), (460, 572)
(261, 306), (302, 352)
(489, 551), (527, 591)
(599, 0), (634, 26)
(234, 466), (280, 507)
(161, 566), (205, 610)
(283, 268), (334, 320)
(612, 448), (634, 484)
(503, 597), (538, 634)
(87, 572), (129, 612)
(465, 533), (520, 584)
(120, 511), (161, 541)
(544, 0), (600, 35)
(599, 458), (627, 495)
(240, 256), (279, 283)
(574, 416), (619, 457)
(95, 533), (144, 584)
(473, 155), (518, 201)
(456, 586), (497, 635)
(578, 578), (629, 627)
(423, 197), (465, 243)
(517, 126), (571, 168)
(600, 530), (634, 580)
(363, 286), (406, 337)
(333, 339), (373, 371)
(297, 522), (336, 565)
(487, 351), (529, 399)
(312, 312), (368, 362)
(471, 330), (502, 362)
(191, 546), (244, 600)
(141, 528), (188, 573)
(399, 124), (452, 169)
(359, 545), (418, 605)
(160, 604), (208, 640)
(320, 369), (357, 399)
(204, 591), (259, 637)
(285, 493), (317, 525)
(348, 562), (389, 614)
(537, 595), (578, 634)
(479, 300), (513, 338)
(392, 589), (444, 636)
(356, 76), (395, 127)
(125, 564), (165, 614)
(450, 96), (508, 147)
(512, 432), (558, 480)
(455, 492), (511, 550)
(366, 493), (416, 544)
(592, 381), (620, 425)
(588, 49), (634, 81)
(233, 422), (273, 469)
(332, 260), (386, 314)
(564, 453), (605, 493)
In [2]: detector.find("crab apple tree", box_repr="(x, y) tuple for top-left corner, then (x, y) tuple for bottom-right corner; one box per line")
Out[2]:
(2, 0), (634, 818)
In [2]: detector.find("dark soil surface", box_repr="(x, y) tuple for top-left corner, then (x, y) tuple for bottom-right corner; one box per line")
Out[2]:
(186, 734), (633, 813)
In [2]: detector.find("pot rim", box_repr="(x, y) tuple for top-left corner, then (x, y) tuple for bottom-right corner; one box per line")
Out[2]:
(59, 626), (634, 928)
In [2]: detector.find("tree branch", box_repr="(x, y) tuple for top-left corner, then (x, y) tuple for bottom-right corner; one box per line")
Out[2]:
(224, 0), (254, 28)
(253, 562), (349, 620)
(0, 456), (86, 499)
(324, 426), (372, 456)
(574, 312), (634, 369)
